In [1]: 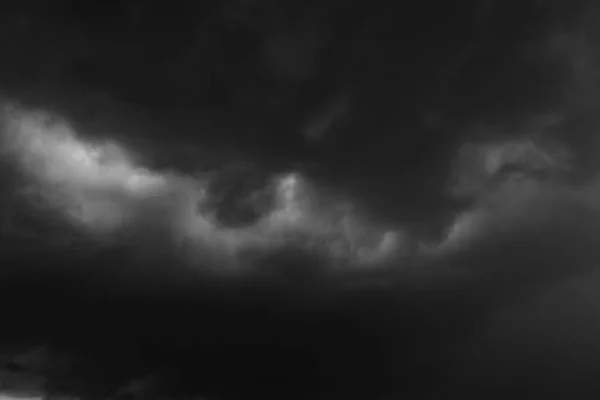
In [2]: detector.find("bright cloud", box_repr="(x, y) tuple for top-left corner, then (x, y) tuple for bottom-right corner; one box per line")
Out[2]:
(0, 102), (406, 272)
(5, 100), (595, 279)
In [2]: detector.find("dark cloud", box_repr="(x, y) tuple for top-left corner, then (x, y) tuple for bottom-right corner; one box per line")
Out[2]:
(3, 99), (600, 400)
(5, 1), (600, 400)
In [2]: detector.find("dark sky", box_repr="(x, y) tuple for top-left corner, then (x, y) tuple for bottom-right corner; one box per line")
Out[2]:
(2, 0), (577, 220)
(3, 1), (600, 399)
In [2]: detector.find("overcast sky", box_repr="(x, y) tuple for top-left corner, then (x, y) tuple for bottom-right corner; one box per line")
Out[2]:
(3, 1), (600, 399)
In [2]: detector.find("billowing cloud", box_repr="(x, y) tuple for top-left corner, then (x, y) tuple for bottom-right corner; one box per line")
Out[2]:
(4, 96), (600, 285)
(447, 132), (573, 200)
(0, 101), (406, 276)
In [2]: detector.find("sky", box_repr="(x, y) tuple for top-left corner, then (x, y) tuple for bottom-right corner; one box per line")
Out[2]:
(2, 1), (600, 399)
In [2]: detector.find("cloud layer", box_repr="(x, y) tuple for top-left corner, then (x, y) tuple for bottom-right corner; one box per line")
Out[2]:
(0, 101), (407, 276)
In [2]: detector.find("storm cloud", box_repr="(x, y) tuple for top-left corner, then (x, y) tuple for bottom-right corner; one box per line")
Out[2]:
(3, 1), (600, 400)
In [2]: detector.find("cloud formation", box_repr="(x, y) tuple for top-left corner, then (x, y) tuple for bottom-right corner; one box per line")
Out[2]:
(0, 101), (406, 277)
(6, 5), (600, 396)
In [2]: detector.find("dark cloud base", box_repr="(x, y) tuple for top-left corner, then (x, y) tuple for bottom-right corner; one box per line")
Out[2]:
(0, 244), (440, 399)
(2, 97), (600, 399)
(3, 194), (600, 400)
